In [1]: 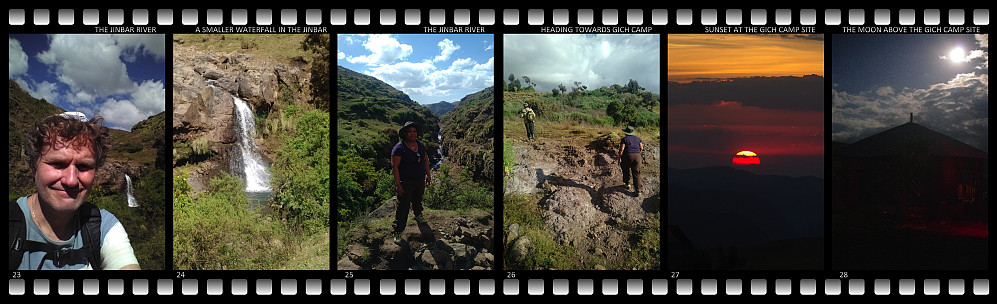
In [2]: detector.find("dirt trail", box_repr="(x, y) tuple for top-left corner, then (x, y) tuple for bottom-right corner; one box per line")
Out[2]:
(505, 133), (661, 269)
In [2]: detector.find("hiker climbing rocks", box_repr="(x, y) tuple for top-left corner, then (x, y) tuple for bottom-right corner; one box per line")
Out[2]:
(520, 102), (536, 141)
(617, 126), (644, 196)
(391, 121), (432, 245)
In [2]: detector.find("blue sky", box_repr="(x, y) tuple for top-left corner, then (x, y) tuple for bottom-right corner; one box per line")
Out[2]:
(337, 34), (494, 105)
(9, 34), (166, 131)
(832, 34), (988, 152)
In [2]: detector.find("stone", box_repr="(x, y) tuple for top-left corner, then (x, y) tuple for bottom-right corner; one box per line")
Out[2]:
(508, 236), (531, 264)
(336, 258), (361, 270)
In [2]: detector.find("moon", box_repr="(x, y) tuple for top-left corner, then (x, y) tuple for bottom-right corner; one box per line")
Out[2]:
(949, 47), (966, 63)
(733, 150), (760, 166)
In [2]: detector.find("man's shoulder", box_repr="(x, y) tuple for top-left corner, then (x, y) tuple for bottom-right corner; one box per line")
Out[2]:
(97, 208), (122, 229)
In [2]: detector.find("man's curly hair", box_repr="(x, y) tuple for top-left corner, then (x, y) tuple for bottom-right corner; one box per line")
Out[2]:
(26, 114), (111, 172)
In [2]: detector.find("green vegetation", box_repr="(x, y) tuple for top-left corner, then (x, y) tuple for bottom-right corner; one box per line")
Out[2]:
(337, 66), (441, 169)
(336, 67), (495, 263)
(625, 213), (661, 270)
(173, 172), (292, 270)
(503, 75), (659, 129)
(171, 34), (331, 269)
(424, 164), (492, 210)
(173, 34), (311, 62)
(86, 170), (167, 270)
(271, 109), (330, 234)
(504, 193), (581, 270)
(503, 136), (514, 181)
(440, 87), (495, 182)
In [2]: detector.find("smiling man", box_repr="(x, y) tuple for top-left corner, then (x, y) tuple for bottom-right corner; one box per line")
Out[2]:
(9, 113), (140, 270)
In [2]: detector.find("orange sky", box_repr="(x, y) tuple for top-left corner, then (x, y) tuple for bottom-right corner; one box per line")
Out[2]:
(668, 35), (825, 83)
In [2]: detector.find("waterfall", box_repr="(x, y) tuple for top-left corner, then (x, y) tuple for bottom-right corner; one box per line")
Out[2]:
(125, 174), (139, 207)
(432, 126), (445, 168)
(232, 96), (272, 192)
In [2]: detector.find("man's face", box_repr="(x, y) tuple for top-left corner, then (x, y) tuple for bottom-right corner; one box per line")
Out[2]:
(34, 137), (96, 213)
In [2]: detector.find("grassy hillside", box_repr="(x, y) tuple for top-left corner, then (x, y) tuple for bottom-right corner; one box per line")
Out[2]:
(337, 65), (441, 169)
(441, 87), (495, 184)
(337, 70), (495, 263)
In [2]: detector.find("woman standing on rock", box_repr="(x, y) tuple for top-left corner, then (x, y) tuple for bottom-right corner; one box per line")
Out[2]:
(617, 126), (643, 197)
(391, 121), (432, 245)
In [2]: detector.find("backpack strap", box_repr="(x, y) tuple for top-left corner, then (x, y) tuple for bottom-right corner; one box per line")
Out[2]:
(78, 202), (102, 270)
(9, 200), (26, 270)
(7, 200), (103, 270)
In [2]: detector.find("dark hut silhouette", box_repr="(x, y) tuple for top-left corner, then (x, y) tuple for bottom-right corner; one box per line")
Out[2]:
(836, 114), (988, 219)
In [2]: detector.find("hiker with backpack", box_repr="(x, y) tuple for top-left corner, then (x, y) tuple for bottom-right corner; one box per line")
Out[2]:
(10, 114), (139, 270)
(520, 102), (537, 141)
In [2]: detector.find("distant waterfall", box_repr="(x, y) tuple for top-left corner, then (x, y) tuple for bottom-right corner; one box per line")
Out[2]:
(232, 96), (272, 192)
(125, 174), (139, 207)
(432, 126), (445, 168)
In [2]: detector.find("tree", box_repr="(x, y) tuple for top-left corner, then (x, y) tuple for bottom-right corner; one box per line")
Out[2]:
(301, 34), (330, 109)
(558, 84), (567, 94)
(607, 100), (623, 125)
(624, 79), (644, 94)
(522, 75), (532, 88)
(619, 104), (638, 126)
(551, 88), (559, 96)
(610, 84), (624, 94)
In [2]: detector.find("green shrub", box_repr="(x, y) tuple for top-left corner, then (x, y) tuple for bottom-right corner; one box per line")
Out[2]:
(271, 109), (331, 234)
(173, 172), (291, 270)
(423, 164), (492, 211)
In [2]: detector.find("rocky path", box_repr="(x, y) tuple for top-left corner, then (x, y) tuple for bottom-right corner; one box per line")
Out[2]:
(505, 134), (661, 269)
(337, 198), (495, 270)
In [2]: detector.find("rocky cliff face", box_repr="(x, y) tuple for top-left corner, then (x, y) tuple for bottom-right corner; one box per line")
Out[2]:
(172, 39), (313, 191)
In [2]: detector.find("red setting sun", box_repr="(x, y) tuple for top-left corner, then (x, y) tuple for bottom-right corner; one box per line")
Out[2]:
(732, 150), (760, 166)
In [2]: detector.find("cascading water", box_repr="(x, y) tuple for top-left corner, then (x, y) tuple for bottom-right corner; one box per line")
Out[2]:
(125, 174), (139, 207)
(231, 96), (272, 192)
(432, 125), (445, 168)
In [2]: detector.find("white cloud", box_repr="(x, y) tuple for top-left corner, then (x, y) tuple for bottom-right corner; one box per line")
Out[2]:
(112, 34), (166, 62)
(36, 34), (137, 99)
(367, 61), (435, 89)
(875, 86), (894, 96)
(337, 51), (345, 60)
(131, 79), (166, 113)
(433, 38), (460, 62)
(96, 79), (164, 129)
(15, 78), (60, 103)
(346, 34), (413, 65)
(832, 72), (988, 152)
(504, 34), (661, 93)
(98, 98), (146, 130)
(9, 38), (29, 78)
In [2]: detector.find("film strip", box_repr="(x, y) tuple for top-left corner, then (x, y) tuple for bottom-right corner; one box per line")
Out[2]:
(7, 7), (990, 296)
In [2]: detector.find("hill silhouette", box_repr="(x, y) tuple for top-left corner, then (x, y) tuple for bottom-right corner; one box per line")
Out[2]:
(667, 166), (824, 270)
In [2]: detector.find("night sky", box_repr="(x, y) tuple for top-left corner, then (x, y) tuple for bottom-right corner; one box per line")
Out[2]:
(668, 35), (825, 178)
(832, 34), (989, 153)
